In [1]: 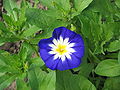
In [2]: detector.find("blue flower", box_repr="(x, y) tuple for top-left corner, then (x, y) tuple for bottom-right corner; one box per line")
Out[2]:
(38, 27), (84, 71)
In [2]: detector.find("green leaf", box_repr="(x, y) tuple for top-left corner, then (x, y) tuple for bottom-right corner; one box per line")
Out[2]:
(78, 15), (93, 39)
(28, 68), (56, 90)
(0, 21), (8, 32)
(29, 57), (44, 69)
(79, 63), (94, 77)
(29, 20), (66, 44)
(118, 51), (120, 64)
(41, 0), (70, 12)
(0, 53), (21, 74)
(19, 46), (28, 62)
(95, 59), (120, 77)
(55, 0), (71, 12)
(0, 37), (20, 44)
(26, 8), (63, 28)
(3, 0), (18, 21)
(21, 42), (36, 57)
(38, 70), (56, 90)
(26, 8), (54, 28)
(56, 70), (96, 90)
(21, 25), (41, 37)
(74, 0), (93, 14)
(0, 65), (14, 73)
(103, 76), (120, 90)
(0, 74), (17, 89)
(40, 0), (55, 9)
(89, 0), (116, 15)
(15, 7), (26, 27)
(28, 69), (39, 90)
(115, 0), (120, 8)
(16, 78), (30, 90)
(0, 54), (10, 65)
(2, 14), (14, 26)
(107, 40), (120, 52)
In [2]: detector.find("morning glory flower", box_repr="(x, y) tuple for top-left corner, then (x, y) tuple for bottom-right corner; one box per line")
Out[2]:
(38, 27), (84, 71)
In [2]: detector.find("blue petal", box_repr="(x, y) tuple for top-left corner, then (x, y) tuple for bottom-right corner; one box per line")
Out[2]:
(67, 54), (81, 69)
(69, 34), (84, 46)
(57, 59), (70, 71)
(39, 49), (52, 62)
(72, 46), (84, 58)
(57, 55), (81, 71)
(38, 37), (53, 50)
(40, 49), (60, 70)
(52, 27), (84, 45)
(53, 27), (76, 40)
(45, 57), (60, 70)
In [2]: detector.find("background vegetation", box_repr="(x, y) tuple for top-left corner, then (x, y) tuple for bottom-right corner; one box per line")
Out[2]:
(0, 0), (120, 90)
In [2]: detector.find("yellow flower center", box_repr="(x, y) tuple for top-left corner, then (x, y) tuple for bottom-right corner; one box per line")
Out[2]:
(55, 44), (67, 55)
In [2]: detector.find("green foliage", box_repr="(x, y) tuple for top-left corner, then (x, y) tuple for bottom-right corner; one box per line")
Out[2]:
(56, 70), (96, 90)
(0, 0), (120, 89)
(118, 51), (120, 64)
(115, 0), (120, 8)
(28, 68), (56, 90)
(74, 0), (93, 15)
(103, 76), (120, 90)
(16, 78), (30, 90)
(107, 40), (120, 52)
(95, 59), (120, 77)
(0, 74), (17, 90)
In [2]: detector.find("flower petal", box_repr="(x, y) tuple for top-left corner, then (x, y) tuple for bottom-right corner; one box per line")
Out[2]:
(38, 37), (53, 50)
(39, 49), (52, 62)
(69, 34), (84, 46)
(72, 46), (84, 58)
(52, 27), (76, 40)
(67, 54), (81, 69)
(45, 57), (60, 70)
(56, 54), (81, 71)
(57, 60), (69, 71)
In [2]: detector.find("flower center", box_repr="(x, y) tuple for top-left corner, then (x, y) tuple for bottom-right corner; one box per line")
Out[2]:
(55, 44), (67, 55)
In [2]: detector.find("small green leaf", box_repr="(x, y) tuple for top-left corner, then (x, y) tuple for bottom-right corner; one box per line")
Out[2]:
(56, 70), (96, 90)
(21, 25), (41, 37)
(28, 68), (56, 90)
(115, 0), (120, 8)
(0, 21), (8, 32)
(55, 0), (71, 12)
(0, 37), (20, 44)
(74, 0), (93, 14)
(103, 76), (120, 90)
(40, 0), (55, 9)
(29, 57), (44, 69)
(21, 42), (36, 57)
(2, 14), (14, 26)
(107, 40), (120, 52)
(118, 51), (120, 64)
(41, 0), (71, 12)
(28, 69), (39, 90)
(19, 46), (28, 62)
(3, 0), (18, 21)
(0, 54), (10, 65)
(38, 70), (56, 90)
(0, 65), (13, 73)
(0, 74), (17, 89)
(79, 63), (94, 77)
(16, 78), (30, 90)
(95, 59), (120, 77)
